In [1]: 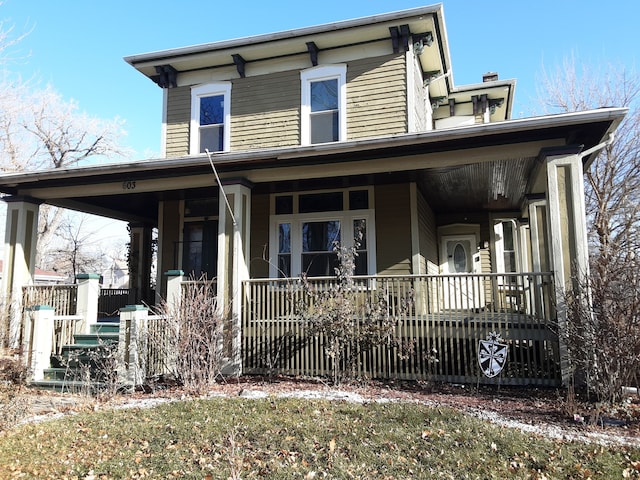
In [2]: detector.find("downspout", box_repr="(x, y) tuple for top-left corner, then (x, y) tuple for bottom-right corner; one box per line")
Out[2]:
(579, 132), (615, 164)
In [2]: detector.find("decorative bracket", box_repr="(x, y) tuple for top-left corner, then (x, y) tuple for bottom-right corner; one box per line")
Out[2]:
(389, 24), (411, 53)
(232, 54), (246, 78)
(152, 65), (177, 88)
(412, 32), (433, 55)
(430, 96), (448, 110)
(306, 42), (319, 66)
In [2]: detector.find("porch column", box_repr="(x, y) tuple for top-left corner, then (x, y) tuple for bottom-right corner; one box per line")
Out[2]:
(117, 304), (149, 389)
(128, 223), (153, 305)
(2, 196), (40, 348)
(25, 305), (54, 381)
(544, 148), (589, 384)
(164, 269), (185, 311)
(76, 273), (100, 334)
(216, 179), (252, 375)
(545, 149), (589, 289)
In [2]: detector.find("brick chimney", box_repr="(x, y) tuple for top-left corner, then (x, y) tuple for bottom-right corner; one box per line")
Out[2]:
(482, 72), (498, 82)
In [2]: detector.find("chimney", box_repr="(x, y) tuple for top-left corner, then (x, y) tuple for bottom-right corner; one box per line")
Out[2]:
(482, 72), (498, 83)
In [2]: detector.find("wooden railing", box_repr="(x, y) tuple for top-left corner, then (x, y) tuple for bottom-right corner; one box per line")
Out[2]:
(241, 273), (560, 386)
(22, 284), (80, 355)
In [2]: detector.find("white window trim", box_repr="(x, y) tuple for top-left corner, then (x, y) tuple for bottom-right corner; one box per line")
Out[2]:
(190, 82), (232, 155)
(300, 64), (347, 146)
(270, 211), (376, 278)
(492, 218), (520, 273)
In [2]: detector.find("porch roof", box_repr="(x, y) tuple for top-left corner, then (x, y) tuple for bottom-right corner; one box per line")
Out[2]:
(0, 108), (626, 224)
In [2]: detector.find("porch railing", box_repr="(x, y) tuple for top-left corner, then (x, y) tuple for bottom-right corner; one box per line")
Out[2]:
(23, 284), (79, 355)
(241, 273), (560, 386)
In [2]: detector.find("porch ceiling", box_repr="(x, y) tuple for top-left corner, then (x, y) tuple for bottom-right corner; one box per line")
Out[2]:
(417, 157), (537, 212)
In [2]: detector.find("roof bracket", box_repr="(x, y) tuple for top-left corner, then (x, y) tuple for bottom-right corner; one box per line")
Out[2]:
(306, 42), (319, 66)
(152, 65), (178, 88)
(232, 54), (246, 78)
(389, 26), (400, 53)
(412, 32), (433, 55)
(431, 96), (447, 110)
(399, 24), (411, 52)
(489, 98), (504, 114)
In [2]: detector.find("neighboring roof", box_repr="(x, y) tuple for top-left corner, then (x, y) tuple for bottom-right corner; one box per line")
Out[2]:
(0, 260), (66, 283)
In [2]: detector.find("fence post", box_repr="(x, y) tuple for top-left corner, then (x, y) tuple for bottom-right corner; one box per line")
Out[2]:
(165, 270), (185, 311)
(76, 273), (100, 334)
(117, 304), (149, 389)
(26, 305), (55, 381)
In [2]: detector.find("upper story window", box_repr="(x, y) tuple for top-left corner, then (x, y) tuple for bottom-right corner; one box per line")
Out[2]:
(300, 65), (347, 145)
(190, 83), (232, 154)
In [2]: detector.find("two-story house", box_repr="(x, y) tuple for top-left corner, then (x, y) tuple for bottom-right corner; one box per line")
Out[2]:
(0, 5), (626, 385)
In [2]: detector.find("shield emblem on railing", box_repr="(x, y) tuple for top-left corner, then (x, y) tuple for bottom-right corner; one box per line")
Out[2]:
(478, 332), (508, 378)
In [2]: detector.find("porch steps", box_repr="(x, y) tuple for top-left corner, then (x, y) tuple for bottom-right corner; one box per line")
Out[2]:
(31, 320), (120, 393)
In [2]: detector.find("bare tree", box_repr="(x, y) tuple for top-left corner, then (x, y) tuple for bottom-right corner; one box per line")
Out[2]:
(538, 57), (640, 402)
(0, 10), (127, 269)
(44, 216), (108, 281)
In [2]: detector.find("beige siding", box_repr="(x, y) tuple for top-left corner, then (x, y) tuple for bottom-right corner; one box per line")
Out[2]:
(249, 193), (271, 278)
(165, 86), (191, 158)
(347, 54), (407, 139)
(231, 71), (300, 150)
(375, 184), (412, 275)
(417, 189), (438, 274)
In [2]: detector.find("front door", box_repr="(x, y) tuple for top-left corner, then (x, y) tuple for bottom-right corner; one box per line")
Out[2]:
(440, 235), (483, 310)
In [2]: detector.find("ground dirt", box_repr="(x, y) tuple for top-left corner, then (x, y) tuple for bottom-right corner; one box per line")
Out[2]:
(15, 376), (640, 448)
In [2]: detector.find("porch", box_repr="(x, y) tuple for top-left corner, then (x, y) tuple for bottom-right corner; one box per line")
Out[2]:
(242, 272), (560, 386)
(19, 271), (560, 390)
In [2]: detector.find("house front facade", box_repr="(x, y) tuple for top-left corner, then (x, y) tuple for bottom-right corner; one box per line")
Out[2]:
(0, 5), (626, 385)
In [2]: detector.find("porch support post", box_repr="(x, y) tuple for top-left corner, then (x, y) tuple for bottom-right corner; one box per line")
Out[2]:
(25, 305), (54, 381)
(216, 179), (252, 376)
(164, 270), (185, 311)
(76, 273), (100, 334)
(128, 224), (153, 305)
(1, 196), (40, 348)
(544, 148), (589, 384)
(117, 304), (148, 389)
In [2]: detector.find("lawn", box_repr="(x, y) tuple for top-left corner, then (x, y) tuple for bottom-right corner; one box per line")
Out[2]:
(0, 397), (638, 479)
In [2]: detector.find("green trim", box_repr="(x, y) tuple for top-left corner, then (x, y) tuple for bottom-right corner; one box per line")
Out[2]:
(27, 305), (54, 311)
(164, 269), (185, 277)
(76, 273), (101, 280)
(120, 305), (148, 312)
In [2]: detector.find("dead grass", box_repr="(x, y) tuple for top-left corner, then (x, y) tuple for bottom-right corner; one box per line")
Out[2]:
(0, 395), (638, 479)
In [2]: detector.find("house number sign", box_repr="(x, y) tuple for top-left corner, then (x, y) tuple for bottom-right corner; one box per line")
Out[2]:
(122, 181), (137, 190)
(478, 332), (508, 378)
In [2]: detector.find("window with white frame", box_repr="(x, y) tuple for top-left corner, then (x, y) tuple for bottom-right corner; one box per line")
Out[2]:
(270, 189), (375, 278)
(190, 83), (232, 154)
(494, 220), (518, 273)
(300, 65), (347, 145)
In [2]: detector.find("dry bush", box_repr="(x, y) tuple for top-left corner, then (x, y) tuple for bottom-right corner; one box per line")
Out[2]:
(148, 276), (230, 393)
(562, 255), (640, 405)
(0, 352), (30, 430)
(297, 239), (411, 385)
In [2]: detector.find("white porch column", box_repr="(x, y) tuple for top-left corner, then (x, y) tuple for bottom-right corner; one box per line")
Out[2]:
(25, 305), (54, 381)
(545, 150), (589, 290)
(117, 304), (149, 389)
(164, 269), (185, 311)
(76, 273), (100, 334)
(2, 197), (40, 348)
(216, 179), (252, 375)
(544, 149), (589, 384)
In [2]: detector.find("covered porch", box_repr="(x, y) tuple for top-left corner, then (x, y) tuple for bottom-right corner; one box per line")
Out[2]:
(0, 109), (627, 388)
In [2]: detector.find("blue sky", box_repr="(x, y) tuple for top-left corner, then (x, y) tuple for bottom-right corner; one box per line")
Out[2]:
(3, 0), (639, 161)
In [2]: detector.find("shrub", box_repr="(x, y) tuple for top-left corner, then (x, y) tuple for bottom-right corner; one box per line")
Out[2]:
(148, 276), (230, 393)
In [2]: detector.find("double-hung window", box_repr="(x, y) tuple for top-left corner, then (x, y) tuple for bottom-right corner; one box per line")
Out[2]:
(190, 83), (231, 154)
(300, 65), (346, 145)
(270, 189), (375, 278)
